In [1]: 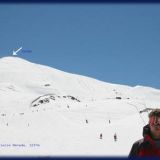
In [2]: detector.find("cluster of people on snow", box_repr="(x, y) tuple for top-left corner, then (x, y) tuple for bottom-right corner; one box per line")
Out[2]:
(99, 133), (117, 142)
(85, 118), (118, 142)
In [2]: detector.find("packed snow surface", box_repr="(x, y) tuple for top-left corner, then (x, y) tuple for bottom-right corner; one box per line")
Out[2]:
(0, 56), (160, 156)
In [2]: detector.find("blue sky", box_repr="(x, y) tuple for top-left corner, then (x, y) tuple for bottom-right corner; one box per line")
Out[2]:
(0, 4), (160, 89)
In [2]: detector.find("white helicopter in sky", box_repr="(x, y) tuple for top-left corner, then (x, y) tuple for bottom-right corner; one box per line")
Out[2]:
(12, 47), (23, 56)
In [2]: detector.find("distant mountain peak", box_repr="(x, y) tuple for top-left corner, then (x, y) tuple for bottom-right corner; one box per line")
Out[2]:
(0, 56), (30, 63)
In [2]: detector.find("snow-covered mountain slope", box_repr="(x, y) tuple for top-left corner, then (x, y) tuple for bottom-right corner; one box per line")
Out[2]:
(0, 56), (160, 156)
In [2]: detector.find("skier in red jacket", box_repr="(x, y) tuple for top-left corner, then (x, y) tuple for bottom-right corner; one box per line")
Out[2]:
(129, 109), (160, 157)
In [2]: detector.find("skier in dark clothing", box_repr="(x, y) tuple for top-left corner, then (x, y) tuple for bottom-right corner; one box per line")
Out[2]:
(100, 133), (103, 139)
(129, 109), (160, 157)
(114, 133), (117, 142)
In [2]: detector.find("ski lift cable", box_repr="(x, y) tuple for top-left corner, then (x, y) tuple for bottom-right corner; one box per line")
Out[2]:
(136, 101), (149, 114)
(136, 101), (155, 114)
(127, 102), (146, 126)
